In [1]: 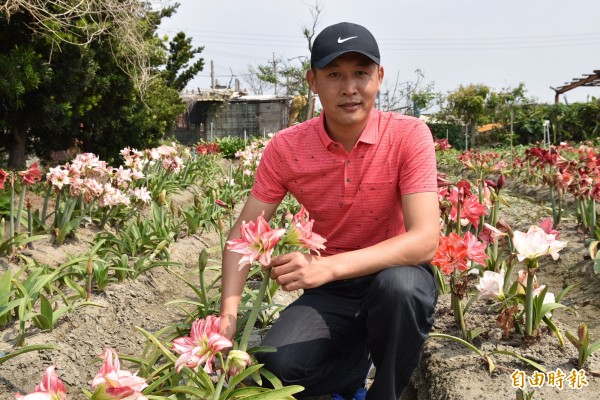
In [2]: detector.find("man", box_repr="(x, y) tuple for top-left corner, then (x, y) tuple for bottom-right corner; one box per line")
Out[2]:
(220, 22), (439, 400)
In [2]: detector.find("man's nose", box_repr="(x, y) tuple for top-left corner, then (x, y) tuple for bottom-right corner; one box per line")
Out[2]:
(340, 77), (358, 96)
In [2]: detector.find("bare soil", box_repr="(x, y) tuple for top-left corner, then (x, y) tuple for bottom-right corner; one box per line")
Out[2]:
(1, 184), (600, 400)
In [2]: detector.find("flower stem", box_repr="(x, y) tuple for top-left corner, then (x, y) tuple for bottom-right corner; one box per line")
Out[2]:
(15, 185), (26, 234)
(525, 267), (535, 337)
(41, 184), (52, 229)
(9, 177), (15, 254)
(198, 249), (210, 316)
(239, 269), (270, 352)
(456, 295), (468, 341)
(211, 352), (227, 400)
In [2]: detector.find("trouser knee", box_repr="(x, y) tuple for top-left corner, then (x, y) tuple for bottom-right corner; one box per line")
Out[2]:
(369, 265), (438, 316)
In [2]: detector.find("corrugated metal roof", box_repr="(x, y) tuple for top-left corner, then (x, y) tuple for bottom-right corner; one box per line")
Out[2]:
(180, 88), (290, 103)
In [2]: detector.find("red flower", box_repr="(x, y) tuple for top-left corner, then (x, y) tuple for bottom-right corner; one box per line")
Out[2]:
(0, 169), (8, 189)
(463, 231), (488, 266)
(431, 233), (469, 275)
(539, 217), (560, 238)
(18, 161), (42, 186)
(432, 232), (488, 275)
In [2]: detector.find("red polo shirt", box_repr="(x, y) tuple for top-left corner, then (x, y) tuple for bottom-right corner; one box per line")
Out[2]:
(252, 109), (437, 256)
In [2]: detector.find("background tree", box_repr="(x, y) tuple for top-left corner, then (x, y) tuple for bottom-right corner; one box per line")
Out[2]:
(443, 83), (491, 150)
(163, 31), (205, 91)
(1, 2), (193, 167)
(379, 69), (436, 115)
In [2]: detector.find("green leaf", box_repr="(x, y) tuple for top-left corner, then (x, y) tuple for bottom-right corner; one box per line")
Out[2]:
(594, 251), (600, 274)
(166, 386), (212, 398)
(489, 350), (547, 372)
(40, 294), (54, 327)
(236, 385), (304, 400)
(542, 316), (565, 348)
(63, 276), (86, 299)
(0, 344), (60, 365)
(220, 364), (263, 398)
(585, 339), (600, 359)
(565, 330), (581, 348)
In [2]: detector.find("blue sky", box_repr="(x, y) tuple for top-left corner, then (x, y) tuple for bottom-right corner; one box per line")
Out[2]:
(158, 0), (600, 105)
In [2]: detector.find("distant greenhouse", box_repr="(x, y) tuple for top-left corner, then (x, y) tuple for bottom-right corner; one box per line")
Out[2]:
(170, 88), (290, 144)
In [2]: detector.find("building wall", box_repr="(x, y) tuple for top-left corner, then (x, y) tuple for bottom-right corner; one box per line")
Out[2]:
(168, 99), (289, 144)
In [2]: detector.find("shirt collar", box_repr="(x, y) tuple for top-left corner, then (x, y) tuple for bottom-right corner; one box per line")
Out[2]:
(317, 108), (380, 149)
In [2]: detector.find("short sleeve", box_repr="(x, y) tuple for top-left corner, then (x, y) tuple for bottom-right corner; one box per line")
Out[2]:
(251, 135), (289, 203)
(398, 119), (438, 195)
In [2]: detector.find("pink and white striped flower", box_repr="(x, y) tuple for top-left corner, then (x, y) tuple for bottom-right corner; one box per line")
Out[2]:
(227, 211), (286, 268)
(92, 348), (147, 400)
(130, 187), (151, 204)
(15, 365), (67, 400)
(172, 316), (232, 374)
(46, 166), (70, 190)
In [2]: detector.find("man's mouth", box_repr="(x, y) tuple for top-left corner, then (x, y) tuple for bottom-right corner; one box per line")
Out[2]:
(339, 102), (361, 111)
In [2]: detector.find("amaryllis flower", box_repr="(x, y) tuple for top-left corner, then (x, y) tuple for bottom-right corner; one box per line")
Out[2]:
(517, 269), (539, 294)
(476, 270), (505, 300)
(226, 349), (252, 377)
(457, 194), (487, 227)
(226, 211), (286, 268)
(432, 232), (488, 275)
(431, 233), (469, 275)
(15, 365), (67, 400)
(172, 316), (232, 373)
(130, 187), (151, 204)
(18, 161), (42, 186)
(0, 169), (8, 189)
(131, 170), (144, 180)
(46, 166), (70, 190)
(113, 166), (133, 186)
(513, 225), (568, 262)
(539, 217), (560, 238)
(162, 156), (184, 173)
(91, 348), (147, 400)
(533, 285), (556, 318)
(283, 206), (327, 254)
(82, 178), (104, 204)
(478, 223), (508, 245)
(463, 231), (488, 267)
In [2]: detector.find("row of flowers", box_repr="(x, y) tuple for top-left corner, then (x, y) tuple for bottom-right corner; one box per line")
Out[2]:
(4, 138), (600, 398)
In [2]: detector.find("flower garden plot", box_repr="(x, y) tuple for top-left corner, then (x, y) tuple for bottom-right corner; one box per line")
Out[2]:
(1, 139), (600, 399)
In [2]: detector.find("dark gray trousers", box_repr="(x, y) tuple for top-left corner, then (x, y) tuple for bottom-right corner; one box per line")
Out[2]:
(256, 264), (438, 400)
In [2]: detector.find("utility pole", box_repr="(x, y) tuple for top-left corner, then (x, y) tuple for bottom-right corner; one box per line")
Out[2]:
(268, 52), (281, 95)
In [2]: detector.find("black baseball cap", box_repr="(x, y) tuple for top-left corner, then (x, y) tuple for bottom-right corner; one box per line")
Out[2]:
(311, 22), (380, 69)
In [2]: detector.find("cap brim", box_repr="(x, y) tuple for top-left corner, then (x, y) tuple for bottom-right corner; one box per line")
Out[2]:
(312, 50), (380, 69)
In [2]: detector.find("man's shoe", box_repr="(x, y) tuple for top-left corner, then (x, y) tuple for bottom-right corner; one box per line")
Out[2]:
(331, 387), (367, 400)
(351, 388), (367, 400)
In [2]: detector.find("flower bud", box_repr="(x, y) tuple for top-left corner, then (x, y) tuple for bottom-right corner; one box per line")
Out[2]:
(497, 174), (506, 192)
(227, 350), (251, 377)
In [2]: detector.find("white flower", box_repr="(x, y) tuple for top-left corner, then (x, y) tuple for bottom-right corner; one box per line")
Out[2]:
(476, 270), (505, 300)
(513, 225), (567, 262)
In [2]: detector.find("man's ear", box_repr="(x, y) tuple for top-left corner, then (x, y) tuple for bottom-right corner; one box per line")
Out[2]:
(306, 68), (318, 94)
(377, 65), (384, 90)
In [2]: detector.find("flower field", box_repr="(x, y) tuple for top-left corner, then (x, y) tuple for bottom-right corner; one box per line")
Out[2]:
(1, 137), (600, 399)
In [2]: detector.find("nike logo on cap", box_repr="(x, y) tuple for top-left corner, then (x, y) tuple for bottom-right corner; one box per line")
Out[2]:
(337, 36), (358, 43)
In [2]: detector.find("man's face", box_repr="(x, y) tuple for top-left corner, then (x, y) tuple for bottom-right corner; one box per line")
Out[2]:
(307, 52), (384, 136)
